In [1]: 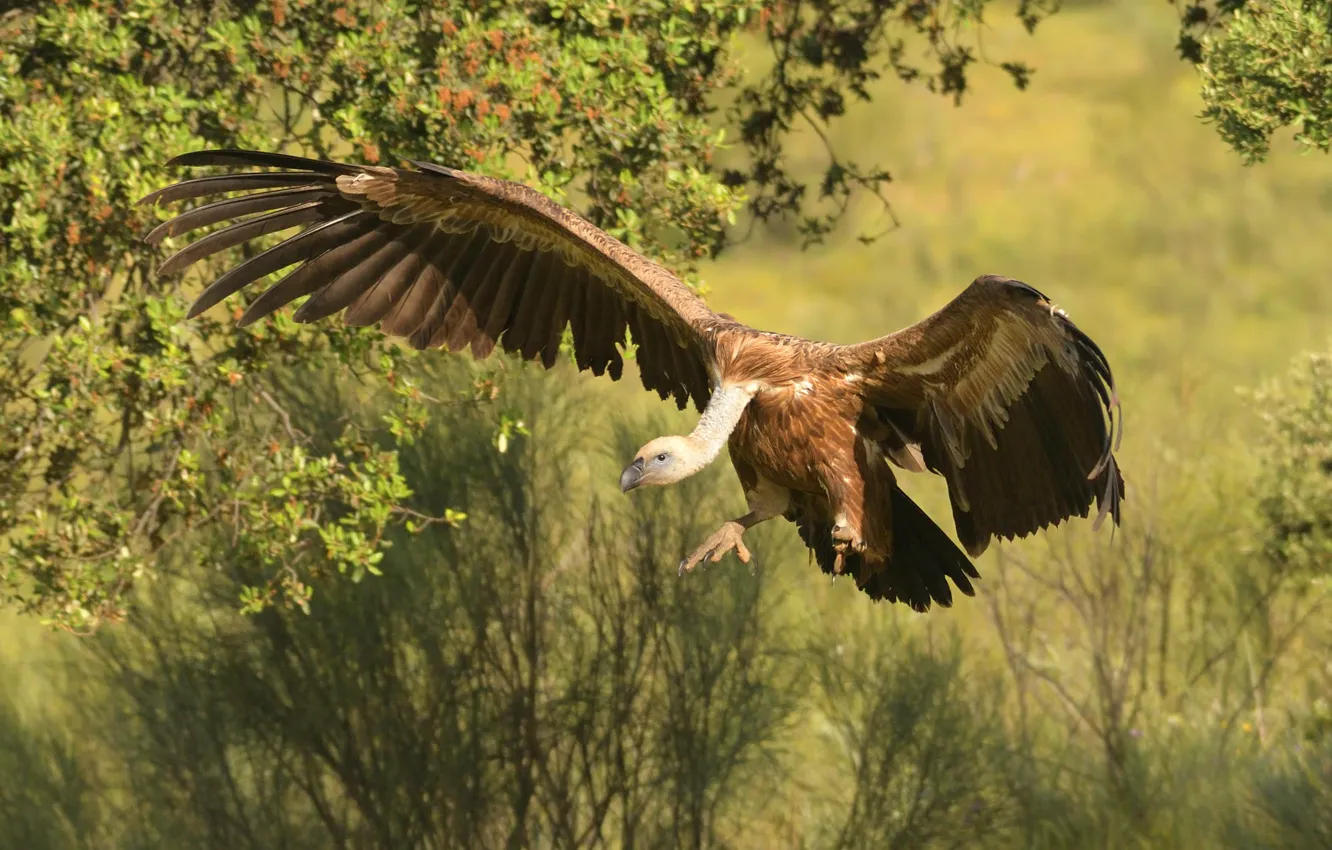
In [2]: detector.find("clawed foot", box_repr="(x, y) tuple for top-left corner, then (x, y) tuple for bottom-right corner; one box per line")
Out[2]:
(679, 521), (752, 576)
(831, 522), (866, 574)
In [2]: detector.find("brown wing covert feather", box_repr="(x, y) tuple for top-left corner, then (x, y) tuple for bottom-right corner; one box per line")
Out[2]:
(139, 149), (728, 411)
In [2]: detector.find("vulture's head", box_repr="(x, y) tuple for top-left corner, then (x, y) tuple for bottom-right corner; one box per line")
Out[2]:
(620, 436), (699, 493)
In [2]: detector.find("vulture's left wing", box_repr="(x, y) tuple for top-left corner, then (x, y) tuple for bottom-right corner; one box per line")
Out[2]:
(842, 275), (1123, 557)
(139, 150), (734, 411)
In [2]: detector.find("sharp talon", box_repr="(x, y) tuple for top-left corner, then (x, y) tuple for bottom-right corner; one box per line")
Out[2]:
(831, 522), (866, 559)
(678, 559), (687, 577)
(680, 521), (749, 576)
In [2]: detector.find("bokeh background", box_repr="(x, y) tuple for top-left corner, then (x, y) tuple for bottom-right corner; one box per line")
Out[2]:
(4, 1), (1332, 847)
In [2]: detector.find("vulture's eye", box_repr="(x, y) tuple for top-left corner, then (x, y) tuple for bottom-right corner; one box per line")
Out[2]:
(655, 453), (668, 463)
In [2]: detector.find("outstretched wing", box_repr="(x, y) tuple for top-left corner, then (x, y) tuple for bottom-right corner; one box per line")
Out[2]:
(843, 275), (1124, 557)
(139, 149), (735, 411)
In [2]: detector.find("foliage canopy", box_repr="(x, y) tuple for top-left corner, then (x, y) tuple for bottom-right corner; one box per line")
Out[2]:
(1252, 349), (1332, 579)
(1189, 0), (1332, 163)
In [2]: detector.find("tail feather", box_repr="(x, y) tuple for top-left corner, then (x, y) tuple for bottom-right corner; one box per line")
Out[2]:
(789, 487), (979, 612)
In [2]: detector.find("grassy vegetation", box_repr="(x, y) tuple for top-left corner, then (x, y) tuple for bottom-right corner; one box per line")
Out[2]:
(3, 1), (1332, 847)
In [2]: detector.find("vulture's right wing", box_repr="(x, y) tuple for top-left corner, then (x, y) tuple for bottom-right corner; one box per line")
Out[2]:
(139, 150), (736, 411)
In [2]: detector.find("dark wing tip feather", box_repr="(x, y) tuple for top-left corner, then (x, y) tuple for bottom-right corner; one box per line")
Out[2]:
(1058, 312), (1124, 481)
(143, 185), (333, 246)
(164, 149), (362, 175)
(136, 171), (331, 209)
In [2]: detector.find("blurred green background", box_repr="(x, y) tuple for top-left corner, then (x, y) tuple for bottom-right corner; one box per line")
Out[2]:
(4, 0), (1332, 847)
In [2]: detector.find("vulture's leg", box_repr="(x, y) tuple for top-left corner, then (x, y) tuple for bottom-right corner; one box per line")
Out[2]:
(678, 513), (760, 576)
(678, 478), (789, 576)
(822, 467), (870, 574)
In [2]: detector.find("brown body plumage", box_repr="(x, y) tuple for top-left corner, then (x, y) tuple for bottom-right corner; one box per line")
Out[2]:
(139, 149), (1124, 611)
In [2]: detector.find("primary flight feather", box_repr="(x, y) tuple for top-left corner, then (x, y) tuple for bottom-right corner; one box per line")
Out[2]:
(139, 149), (1125, 612)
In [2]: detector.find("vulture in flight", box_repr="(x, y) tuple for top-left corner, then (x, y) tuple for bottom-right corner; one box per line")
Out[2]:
(139, 149), (1124, 612)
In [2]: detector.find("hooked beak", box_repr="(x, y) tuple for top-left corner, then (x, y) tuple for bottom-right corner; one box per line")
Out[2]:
(619, 458), (645, 493)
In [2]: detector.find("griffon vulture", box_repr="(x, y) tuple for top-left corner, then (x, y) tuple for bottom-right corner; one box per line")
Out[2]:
(139, 150), (1124, 611)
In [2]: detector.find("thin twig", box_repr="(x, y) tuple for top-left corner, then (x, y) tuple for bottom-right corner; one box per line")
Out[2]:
(259, 389), (309, 444)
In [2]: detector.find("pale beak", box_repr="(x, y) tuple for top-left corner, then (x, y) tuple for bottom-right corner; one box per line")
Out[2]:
(619, 458), (645, 493)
